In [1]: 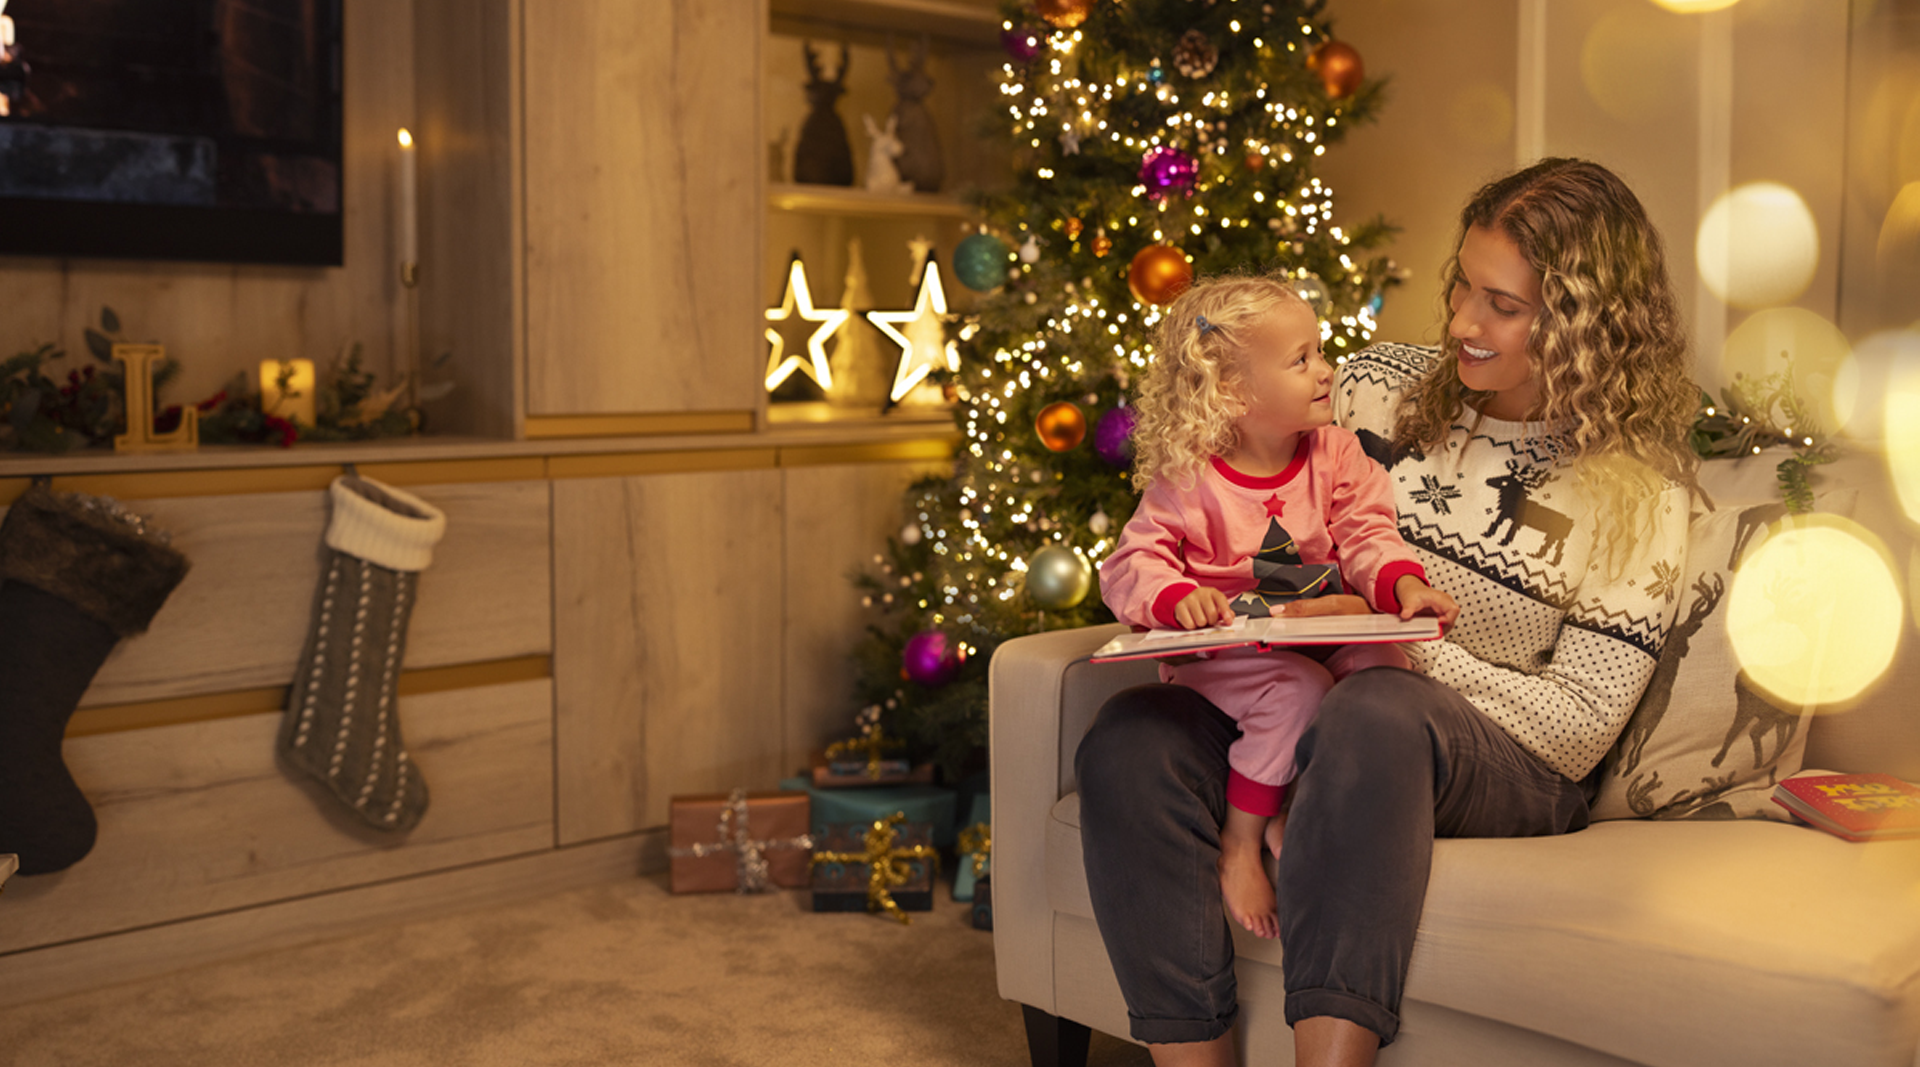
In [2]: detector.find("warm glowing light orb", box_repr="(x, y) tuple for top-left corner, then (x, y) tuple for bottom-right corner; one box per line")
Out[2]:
(1580, 7), (1692, 122)
(1885, 333), (1920, 524)
(1726, 515), (1901, 709)
(1697, 182), (1820, 309)
(1719, 308), (1853, 435)
(1649, 0), (1743, 12)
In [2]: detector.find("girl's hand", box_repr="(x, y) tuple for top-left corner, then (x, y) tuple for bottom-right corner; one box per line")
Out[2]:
(1274, 594), (1371, 617)
(1174, 587), (1237, 629)
(1394, 575), (1460, 630)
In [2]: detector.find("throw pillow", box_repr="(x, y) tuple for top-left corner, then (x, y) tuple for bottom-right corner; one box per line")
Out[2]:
(1591, 492), (1854, 821)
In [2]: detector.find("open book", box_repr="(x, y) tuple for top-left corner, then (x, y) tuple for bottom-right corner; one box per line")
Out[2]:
(1091, 613), (1443, 663)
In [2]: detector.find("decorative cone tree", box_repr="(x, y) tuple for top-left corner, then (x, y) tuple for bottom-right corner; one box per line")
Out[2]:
(853, 0), (1399, 777)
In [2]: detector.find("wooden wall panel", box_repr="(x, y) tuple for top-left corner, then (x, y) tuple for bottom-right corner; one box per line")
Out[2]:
(0, 679), (554, 954)
(522, 0), (761, 416)
(0, 0), (420, 409)
(780, 461), (948, 773)
(75, 481), (552, 707)
(552, 469), (785, 845)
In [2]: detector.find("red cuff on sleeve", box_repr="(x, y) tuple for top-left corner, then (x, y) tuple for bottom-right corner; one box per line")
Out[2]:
(1372, 560), (1428, 615)
(1150, 582), (1199, 628)
(1226, 771), (1287, 818)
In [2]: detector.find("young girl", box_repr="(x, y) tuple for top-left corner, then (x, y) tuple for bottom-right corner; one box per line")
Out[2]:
(1100, 275), (1459, 939)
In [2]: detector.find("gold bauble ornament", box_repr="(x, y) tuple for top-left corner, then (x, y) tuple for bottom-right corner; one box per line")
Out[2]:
(1127, 244), (1194, 306)
(1027, 546), (1093, 610)
(1064, 216), (1084, 241)
(1091, 229), (1112, 258)
(1307, 40), (1364, 100)
(1035, 400), (1088, 452)
(1036, 0), (1095, 29)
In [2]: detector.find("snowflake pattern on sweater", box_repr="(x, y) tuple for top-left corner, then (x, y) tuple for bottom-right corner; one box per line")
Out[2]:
(1334, 344), (1689, 780)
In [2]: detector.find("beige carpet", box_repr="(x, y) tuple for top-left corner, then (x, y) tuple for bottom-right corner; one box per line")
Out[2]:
(0, 874), (1152, 1067)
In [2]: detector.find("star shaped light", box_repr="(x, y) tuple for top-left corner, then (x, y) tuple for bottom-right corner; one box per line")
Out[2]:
(765, 255), (847, 392)
(869, 253), (958, 403)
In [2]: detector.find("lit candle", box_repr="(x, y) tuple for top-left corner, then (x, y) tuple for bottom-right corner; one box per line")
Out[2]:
(260, 359), (317, 426)
(397, 128), (417, 284)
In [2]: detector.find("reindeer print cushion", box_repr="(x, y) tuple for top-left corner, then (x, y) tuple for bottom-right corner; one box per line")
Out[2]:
(1590, 493), (1853, 821)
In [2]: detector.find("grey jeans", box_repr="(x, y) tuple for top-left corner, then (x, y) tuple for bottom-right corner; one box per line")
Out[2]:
(1075, 668), (1591, 1047)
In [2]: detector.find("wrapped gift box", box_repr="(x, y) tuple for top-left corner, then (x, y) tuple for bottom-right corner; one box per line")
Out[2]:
(668, 789), (812, 893)
(971, 876), (993, 931)
(810, 819), (936, 914)
(778, 775), (957, 847)
(953, 790), (991, 902)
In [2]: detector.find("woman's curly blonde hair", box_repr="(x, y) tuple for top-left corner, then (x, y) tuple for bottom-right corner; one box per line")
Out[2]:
(1395, 158), (1699, 565)
(1131, 274), (1311, 493)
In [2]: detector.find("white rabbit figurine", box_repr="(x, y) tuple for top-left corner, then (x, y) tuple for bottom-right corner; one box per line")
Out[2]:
(862, 114), (913, 195)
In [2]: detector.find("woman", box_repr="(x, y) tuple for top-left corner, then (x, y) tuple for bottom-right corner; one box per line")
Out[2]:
(1075, 158), (1700, 1067)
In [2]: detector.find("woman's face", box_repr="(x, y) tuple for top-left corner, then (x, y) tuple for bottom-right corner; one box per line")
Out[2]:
(1448, 223), (1543, 420)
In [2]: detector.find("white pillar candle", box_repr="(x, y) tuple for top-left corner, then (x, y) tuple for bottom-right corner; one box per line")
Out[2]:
(397, 128), (418, 278)
(260, 359), (317, 426)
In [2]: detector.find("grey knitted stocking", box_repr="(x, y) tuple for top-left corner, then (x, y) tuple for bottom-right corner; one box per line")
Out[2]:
(277, 476), (446, 833)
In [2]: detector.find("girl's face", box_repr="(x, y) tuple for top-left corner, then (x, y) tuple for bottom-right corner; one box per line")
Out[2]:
(1449, 223), (1543, 420)
(1232, 300), (1334, 443)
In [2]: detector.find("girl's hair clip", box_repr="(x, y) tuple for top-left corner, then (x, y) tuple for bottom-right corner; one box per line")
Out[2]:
(1196, 315), (1217, 335)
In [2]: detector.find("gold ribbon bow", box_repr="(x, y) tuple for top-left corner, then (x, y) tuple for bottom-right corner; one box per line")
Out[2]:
(810, 811), (941, 924)
(823, 722), (907, 780)
(669, 787), (813, 893)
(956, 821), (991, 879)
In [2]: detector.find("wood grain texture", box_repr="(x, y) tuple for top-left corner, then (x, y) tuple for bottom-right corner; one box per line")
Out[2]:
(0, 0), (420, 413)
(415, 0), (523, 438)
(72, 481), (552, 707)
(0, 679), (555, 954)
(780, 461), (948, 772)
(552, 469), (786, 845)
(522, 0), (761, 416)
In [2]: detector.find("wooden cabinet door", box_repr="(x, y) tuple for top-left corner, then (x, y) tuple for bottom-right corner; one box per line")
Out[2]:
(523, 0), (762, 418)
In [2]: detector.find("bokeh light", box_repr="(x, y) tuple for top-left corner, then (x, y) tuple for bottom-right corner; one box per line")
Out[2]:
(1886, 335), (1920, 524)
(1581, 7), (1692, 123)
(1719, 308), (1853, 435)
(1447, 82), (1514, 150)
(1727, 514), (1902, 710)
(1649, 0), (1742, 10)
(1697, 182), (1820, 310)
(1880, 182), (1920, 269)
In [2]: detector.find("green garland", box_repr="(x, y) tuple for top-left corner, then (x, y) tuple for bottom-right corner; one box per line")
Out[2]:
(1689, 366), (1838, 513)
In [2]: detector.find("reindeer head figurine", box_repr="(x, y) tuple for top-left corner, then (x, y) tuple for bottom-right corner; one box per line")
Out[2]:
(884, 34), (944, 193)
(793, 40), (855, 187)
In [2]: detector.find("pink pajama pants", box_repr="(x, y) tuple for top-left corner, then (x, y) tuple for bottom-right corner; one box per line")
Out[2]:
(1161, 643), (1410, 817)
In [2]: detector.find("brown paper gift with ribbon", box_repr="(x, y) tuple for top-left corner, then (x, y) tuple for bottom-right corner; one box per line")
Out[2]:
(668, 788), (813, 893)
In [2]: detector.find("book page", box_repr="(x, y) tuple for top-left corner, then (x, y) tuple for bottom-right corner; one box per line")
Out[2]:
(1137, 615), (1250, 643)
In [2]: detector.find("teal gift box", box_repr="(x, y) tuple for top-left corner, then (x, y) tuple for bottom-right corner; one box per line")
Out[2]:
(777, 775), (958, 848)
(953, 790), (991, 902)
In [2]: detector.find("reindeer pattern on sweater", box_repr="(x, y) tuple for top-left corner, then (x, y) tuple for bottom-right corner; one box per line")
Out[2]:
(1334, 344), (1691, 781)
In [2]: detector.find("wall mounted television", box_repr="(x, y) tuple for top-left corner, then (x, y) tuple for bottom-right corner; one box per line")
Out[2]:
(0, 0), (344, 266)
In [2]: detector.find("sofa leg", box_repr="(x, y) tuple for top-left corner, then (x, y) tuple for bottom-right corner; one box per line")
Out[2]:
(1020, 1004), (1092, 1067)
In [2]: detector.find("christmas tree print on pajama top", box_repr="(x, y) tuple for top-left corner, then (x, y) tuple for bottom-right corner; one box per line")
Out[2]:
(1229, 494), (1346, 619)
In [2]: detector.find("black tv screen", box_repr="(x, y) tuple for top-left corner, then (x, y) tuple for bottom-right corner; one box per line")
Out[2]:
(0, 0), (344, 266)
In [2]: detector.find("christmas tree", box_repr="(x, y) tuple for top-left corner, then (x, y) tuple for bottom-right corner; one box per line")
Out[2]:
(853, 0), (1398, 776)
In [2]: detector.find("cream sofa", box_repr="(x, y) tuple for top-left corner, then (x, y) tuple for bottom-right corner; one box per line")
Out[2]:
(990, 452), (1920, 1067)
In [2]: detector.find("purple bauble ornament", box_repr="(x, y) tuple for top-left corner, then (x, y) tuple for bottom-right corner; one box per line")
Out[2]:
(903, 630), (962, 688)
(1001, 26), (1043, 63)
(1138, 146), (1198, 201)
(1093, 404), (1138, 467)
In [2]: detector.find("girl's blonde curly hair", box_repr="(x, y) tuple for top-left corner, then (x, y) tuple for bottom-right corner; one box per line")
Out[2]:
(1396, 158), (1699, 566)
(1131, 274), (1312, 493)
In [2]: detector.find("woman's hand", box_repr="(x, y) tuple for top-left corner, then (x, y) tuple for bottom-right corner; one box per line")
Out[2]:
(1273, 594), (1371, 617)
(1173, 586), (1237, 629)
(1394, 574), (1460, 630)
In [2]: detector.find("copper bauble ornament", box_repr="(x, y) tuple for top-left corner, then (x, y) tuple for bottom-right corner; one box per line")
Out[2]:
(1307, 40), (1364, 100)
(1027, 546), (1093, 610)
(1064, 216), (1084, 241)
(1091, 229), (1113, 258)
(1036, 0), (1095, 29)
(1127, 244), (1194, 306)
(1035, 401), (1088, 451)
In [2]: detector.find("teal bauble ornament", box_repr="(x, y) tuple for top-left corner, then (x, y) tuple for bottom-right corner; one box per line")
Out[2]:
(1027, 546), (1093, 609)
(954, 233), (1012, 291)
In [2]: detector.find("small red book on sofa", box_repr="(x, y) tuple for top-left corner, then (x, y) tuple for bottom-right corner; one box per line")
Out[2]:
(1772, 773), (1920, 842)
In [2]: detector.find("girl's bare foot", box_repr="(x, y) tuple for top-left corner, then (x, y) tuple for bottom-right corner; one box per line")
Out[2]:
(1220, 807), (1280, 938)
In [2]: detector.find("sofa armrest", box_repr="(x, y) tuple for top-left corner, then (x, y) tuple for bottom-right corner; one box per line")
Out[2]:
(990, 623), (1157, 1012)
